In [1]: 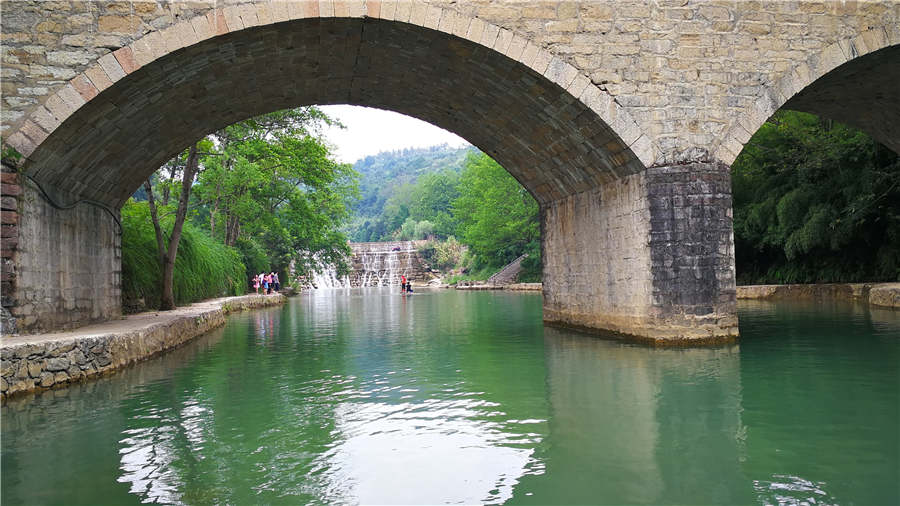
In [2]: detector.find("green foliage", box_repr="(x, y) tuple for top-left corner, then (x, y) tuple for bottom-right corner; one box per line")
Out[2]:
(1, 143), (23, 164)
(453, 152), (541, 271)
(121, 200), (245, 310)
(732, 110), (900, 284)
(418, 236), (466, 271)
(347, 145), (472, 241)
(414, 220), (434, 239)
(406, 170), (460, 237)
(398, 217), (417, 240)
(350, 148), (541, 280)
(234, 237), (269, 277)
(192, 106), (356, 276)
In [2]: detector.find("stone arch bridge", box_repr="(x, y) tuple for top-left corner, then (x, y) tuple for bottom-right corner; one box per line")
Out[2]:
(1, 0), (897, 342)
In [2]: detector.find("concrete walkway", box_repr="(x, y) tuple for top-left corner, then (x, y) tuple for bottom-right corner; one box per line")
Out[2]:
(1, 294), (286, 398)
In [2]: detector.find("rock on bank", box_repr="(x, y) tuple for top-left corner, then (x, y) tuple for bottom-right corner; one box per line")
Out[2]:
(1, 294), (285, 399)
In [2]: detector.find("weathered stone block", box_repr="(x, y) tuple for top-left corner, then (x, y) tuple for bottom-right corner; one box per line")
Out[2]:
(46, 357), (69, 371)
(38, 371), (54, 387)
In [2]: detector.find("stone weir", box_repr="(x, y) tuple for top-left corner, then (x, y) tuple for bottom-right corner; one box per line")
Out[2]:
(344, 241), (435, 287)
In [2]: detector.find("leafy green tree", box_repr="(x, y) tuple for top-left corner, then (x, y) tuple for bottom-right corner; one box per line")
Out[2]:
(414, 220), (434, 239)
(121, 199), (244, 311)
(453, 153), (540, 271)
(143, 140), (209, 309)
(407, 170), (460, 237)
(732, 111), (900, 283)
(398, 217), (417, 240)
(193, 107), (358, 277)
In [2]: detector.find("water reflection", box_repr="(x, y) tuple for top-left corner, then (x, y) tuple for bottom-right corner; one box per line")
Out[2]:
(315, 397), (539, 504)
(737, 298), (900, 506)
(299, 289), (548, 504)
(510, 328), (751, 505)
(2, 292), (897, 505)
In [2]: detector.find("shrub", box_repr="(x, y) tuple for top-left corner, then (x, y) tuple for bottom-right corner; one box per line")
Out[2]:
(121, 200), (246, 311)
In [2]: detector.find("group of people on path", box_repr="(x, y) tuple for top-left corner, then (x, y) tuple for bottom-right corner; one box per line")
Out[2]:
(253, 272), (280, 295)
(399, 274), (413, 293)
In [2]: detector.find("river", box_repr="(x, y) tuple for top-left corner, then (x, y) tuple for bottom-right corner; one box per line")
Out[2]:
(2, 289), (898, 505)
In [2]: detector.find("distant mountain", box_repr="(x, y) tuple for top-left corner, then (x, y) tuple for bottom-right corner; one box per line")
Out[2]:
(351, 144), (476, 220)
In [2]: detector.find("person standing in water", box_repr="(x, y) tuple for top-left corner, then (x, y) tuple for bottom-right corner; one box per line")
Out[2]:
(400, 274), (407, 292)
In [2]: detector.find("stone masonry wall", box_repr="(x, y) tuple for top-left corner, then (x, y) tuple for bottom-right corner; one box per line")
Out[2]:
(737, 282), (900, 309)
(645, 161), (738, 340)
(12, 183), (120, 334)
(1, 162), (21, 334)
(343, 241), (434, 287)
(542, 160), (738, 342)
(542, 170), (655, 338)
(1, 293), (285, 399)
(2, 1), (898, 165)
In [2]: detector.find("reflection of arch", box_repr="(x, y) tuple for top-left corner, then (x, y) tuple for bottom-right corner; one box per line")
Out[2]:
(716, 26), (900, 163)
(4, 1), (653, 208)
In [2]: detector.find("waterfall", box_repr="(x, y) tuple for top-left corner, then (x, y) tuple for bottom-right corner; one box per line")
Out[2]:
(300, 241), (427, 289)
(381, 250), (399, 286)
(357, 248), (402, 287)
(300, 252), (350, 290)
(310, 265), (350, 289)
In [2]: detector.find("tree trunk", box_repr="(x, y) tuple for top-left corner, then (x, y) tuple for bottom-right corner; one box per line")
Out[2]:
(225, 215), (241, 247)
(210, 194), (219, 237)
(145, 142), (201, 310)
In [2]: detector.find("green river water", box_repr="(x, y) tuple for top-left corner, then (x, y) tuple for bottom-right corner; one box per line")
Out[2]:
(2, 289), (898, 505)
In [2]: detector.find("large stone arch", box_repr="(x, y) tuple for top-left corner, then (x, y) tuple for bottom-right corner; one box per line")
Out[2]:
(715, 25), (900, 163)
(2, 1), (740, 344)
(4, 1), (654, 209)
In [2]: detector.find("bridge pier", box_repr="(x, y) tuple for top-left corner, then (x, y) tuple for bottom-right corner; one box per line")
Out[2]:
(542, 160), (738, 344)
(6, 181), (121, 334)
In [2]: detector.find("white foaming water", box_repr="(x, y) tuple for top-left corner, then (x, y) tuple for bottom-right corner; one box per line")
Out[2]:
(311, 265), (351, 289)
(306, 242), (417, 289)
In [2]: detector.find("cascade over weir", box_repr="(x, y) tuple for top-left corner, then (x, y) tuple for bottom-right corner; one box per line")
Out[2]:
(311, 241), (435, 289)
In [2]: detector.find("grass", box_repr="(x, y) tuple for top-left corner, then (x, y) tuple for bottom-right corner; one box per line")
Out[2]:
(121, 200), (246, 311)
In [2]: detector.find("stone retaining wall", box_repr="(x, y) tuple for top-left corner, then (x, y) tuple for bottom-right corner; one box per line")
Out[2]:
(736, 283), (900, 309)
(0, 293), (285, 399)
(1, 163), (20, 334)
(506, 283), (542, 291)
(455, 282), (542, 291)
(12, 182), (121, 333)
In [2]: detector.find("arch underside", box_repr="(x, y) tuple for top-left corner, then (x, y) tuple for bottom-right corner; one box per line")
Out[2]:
(782, 45), (899, 154)
(26, 17), (644, 209)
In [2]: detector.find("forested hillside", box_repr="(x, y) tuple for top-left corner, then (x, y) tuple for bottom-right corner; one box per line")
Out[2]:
(346, 146), (541, 282)
(346, 144), (474, 241)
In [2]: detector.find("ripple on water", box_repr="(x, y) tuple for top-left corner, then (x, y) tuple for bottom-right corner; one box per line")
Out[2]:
(0, 291), (896, 505)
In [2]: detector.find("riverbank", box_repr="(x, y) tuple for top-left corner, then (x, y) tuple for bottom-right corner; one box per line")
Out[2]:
(454, 282), (542, 291)
(451, 281), (899, 307)
(736, 282), (900, 308)
(1, 294), (285, 399)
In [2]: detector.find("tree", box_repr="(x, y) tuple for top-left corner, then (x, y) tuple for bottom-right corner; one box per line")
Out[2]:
(407, 170), (460, 238)
(453, 153), (540, 270)
(732, 110), (900, 283)
(193, 107), (358, 278)
(143, 141), (203, 310)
